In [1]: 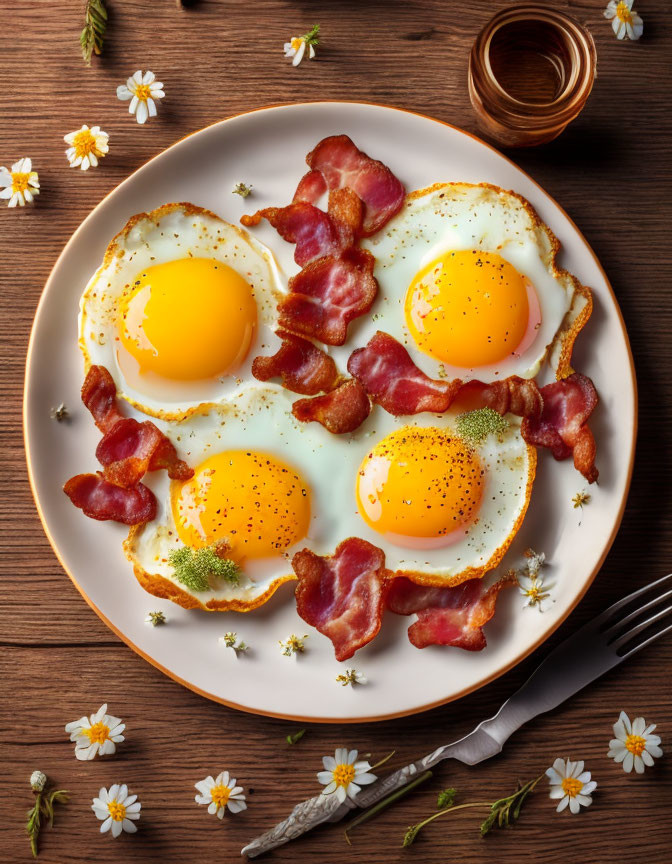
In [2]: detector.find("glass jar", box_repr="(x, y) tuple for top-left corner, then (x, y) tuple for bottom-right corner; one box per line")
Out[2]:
(468, 5), (596, 148)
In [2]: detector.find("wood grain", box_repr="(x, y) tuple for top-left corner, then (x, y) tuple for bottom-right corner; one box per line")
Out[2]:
(1, 1), (671, 862)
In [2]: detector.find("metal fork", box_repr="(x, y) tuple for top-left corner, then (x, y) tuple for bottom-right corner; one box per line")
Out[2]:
(242, 572), (672, 858)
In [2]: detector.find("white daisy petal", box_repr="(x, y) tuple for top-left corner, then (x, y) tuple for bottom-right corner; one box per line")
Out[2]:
(136, 101), (149, 124)
(111, 820), (123, 838)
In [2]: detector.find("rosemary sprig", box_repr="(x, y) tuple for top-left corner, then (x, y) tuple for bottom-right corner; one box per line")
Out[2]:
(26, 774), (69, 857)
(80, 0), (108, 66)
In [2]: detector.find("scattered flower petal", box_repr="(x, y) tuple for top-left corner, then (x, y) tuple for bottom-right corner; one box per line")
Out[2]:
(317, 748), (377, 803)
(64, 124), (109, 170)
(572, 491), (591, 509)
(0, 158), (39, 207)
(219, 632), (248, 654)
(194, 771), (247, 818)
(604, 0), (644, 40)
(608, 710), (663, 773)
(64, 703), (125, 760)
(50, 403), (69, 422)
(279, 634), (308, 657)
(335, 668), (367, 687)
(145, 611), (167, 626)
(92, 784), (141, 837)
(546, 758), (597, 814)
(116, 70), (165, 124)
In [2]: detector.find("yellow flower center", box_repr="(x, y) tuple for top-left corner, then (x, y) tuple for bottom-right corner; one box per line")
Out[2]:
(11, 172), (30, 194)
(625, 734), (647, 756)
(85, 722), (110, 745)
(135, 83), (152, 101)
(210, 784), (231, 809)
(72, 129), (98, 158)
(291, 37), (303, 51)
(561, 777), (583, 798)
(616, 2), (633, 23)
(333, 763), (356, 788)
(108, 801), (126, 822)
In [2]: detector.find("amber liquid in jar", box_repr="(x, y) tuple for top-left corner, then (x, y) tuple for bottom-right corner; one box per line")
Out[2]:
(469, 6), (596, 148)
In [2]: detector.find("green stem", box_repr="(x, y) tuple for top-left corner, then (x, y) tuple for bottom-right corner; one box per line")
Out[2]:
(344, 769), (433, 845)
(369, 750), (396, 771)
(413, 801), (492, 833)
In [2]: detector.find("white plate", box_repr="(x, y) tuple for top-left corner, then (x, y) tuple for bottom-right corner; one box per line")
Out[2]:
(24, 102), (636, 722)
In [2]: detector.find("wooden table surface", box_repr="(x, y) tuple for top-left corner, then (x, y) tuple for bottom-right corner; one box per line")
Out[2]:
(2, 1), (671, 862)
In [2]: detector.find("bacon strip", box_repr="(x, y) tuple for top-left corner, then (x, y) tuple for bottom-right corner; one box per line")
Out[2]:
(294, 169), (327, 203)
(292, 379), (371, 434)
(63, 473), (157, 525)
(293, 538), (389, 661)
(252, 331), (340, 395)
(241, 202), (344, 267)
(303, 135), (405, 236)
(96, 418), (193, 488)
(348, 331), (462, 415)
(454, 376), (543, 420)
(521, 373), (599, 483)
(278, 248), (378, 346)
(81, 365), (124, 434)
(387, 573), (515, 650)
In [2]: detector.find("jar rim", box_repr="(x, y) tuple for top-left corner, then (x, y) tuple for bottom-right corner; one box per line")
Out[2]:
(470, 4), (596, 128)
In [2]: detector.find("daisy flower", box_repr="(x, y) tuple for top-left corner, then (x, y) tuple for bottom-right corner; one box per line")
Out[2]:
(116, 70), (165, 124)
(64, 703), (125, 760)
(92, 784), (141, 837)
(318, 748), (376, 803)
(194, 771), (247, 817)
(0, 158), (39, 207)
(518, 571), (551, 611)
(604, 1), (644, 40)
(64, 125), (109, 171)
(546, 758), (597, 814)
(608, 710), (663, 773)
(30, 770), (47, 792)
(284, 24), (320, 66)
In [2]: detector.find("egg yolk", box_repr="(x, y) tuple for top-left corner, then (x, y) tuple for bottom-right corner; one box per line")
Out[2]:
(356, 427), (484, 548)
(171, 450), (310, 561)
(405, 250), (538, 368)
(118, 257), (257, 381)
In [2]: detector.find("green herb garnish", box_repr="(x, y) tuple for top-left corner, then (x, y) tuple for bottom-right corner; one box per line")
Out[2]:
(455, 407), (509, 446)
(286, 729), (306, 745)
(301, 23), (320, 46)
(168, 544), (240, 592)
(80, 0), (108, 66)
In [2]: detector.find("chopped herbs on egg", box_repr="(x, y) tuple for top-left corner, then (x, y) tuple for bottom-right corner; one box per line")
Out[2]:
(455, 407), (509, 445)
(168, 544), (240, 592)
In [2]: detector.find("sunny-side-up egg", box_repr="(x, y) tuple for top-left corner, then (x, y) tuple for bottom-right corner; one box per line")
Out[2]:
(124, 387), (536, 611)
(353, 182), (592, 384)
(79, 203), (283, 420)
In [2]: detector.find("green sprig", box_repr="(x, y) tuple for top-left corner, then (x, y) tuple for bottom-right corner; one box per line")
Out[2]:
(436, 787), (457, 809)
(286, 729), (306, 745)
(301, 24), (320, 46)
(168, 544), (240, 592)
(80, 0), (108, 66)
(26, 785), (69, 857)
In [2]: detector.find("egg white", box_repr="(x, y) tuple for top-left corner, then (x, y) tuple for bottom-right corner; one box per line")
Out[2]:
(344, 182), (591, 385)
(80, 202), (284, 421)
(124, 384), (535, 610)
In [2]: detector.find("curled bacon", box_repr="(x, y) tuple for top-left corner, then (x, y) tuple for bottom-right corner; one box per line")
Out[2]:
(293, 537), (389, 661)
(521, 373), (599, 483)
(63, 473), (157, 525)
(241, 202), (344, 267)
(292, 379), (371, 434)
(454, 376), (543, 420)
(96, 418), (193, 488)
(81, 365), (124, 434)
(294, 169), (327, 203)
(252, 330), (340, 395)
(65, 365), (193, 524)
(279, 248), (378, 346)
(387, 573), (515, 650)
(348, 331), (462, 415)
(303, 135), (405, 236)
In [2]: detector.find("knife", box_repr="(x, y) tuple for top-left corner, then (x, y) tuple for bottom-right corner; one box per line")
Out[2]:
(242, 572), (672, 857)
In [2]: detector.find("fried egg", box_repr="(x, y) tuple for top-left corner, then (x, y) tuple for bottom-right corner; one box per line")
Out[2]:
(356, 182), (591, 384)
(80, 203), (283, 420)
(124, 387), (536, 611)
